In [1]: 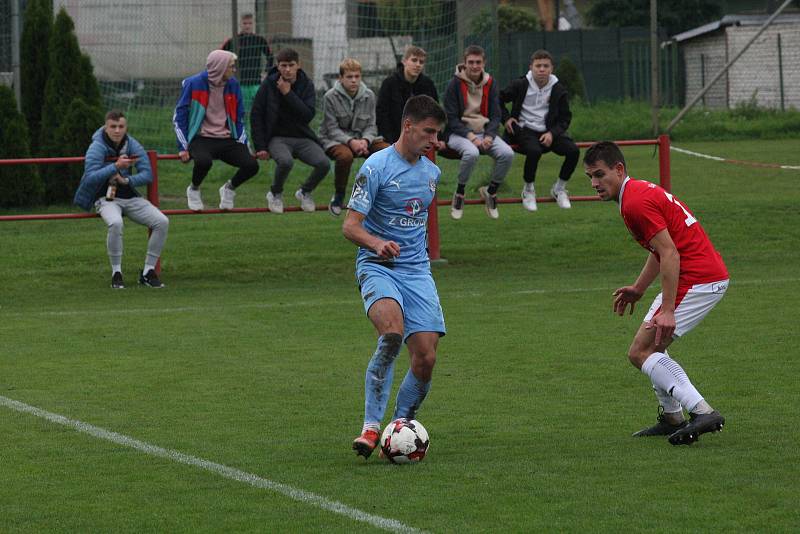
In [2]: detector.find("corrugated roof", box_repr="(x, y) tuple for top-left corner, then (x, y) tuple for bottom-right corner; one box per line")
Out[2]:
(672, 13), (800, 42)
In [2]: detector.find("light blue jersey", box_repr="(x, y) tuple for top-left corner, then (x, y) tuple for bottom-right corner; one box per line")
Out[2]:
(347, 145), (440, 273)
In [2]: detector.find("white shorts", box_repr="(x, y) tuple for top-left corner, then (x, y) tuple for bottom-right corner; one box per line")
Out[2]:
(644, 279), (729, 338)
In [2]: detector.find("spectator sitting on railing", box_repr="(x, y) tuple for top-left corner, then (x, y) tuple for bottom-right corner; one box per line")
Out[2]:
(376, 46), (442, 148)
(251, 47), (329, 214)
(74, 110), (169, 289)
(443, 45), (514, 220)
(500, 49), (578, 211)
(174, 50), (259, 212)
(319, 58), (389, 216)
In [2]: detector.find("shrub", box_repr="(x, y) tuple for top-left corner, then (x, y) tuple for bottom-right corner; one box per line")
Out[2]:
(470, 4), (538, 35)
(0, 86), (44, 207)
(555, 56), (586, 102)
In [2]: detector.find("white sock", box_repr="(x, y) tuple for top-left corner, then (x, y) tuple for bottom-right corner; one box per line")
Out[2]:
(641, 352), (704, 413)
(554, 178), (569, 192)
(112, 264), (122, 274)
(523, 182), (535, 193)
(143, 264), (156, 275)
(651, 384), (682, 414)
(362, 423), (380, 434)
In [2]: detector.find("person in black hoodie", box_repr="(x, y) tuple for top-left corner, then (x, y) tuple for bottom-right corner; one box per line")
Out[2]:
(251, 48), (329, 214)
(376, 46), (441, 146)
(500, 49), (579, 212)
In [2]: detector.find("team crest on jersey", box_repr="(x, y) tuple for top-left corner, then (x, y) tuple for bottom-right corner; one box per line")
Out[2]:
(429, 176), (437, 192)
(405, 198), (424, 216)
(351, 173), (369, 202)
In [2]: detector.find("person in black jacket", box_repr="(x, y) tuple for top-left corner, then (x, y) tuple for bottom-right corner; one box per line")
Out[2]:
(251, 48), (329, 214)
(501, 49), (579, 211)
(376, 46), (441, 146)
(221, 12), (273, 110)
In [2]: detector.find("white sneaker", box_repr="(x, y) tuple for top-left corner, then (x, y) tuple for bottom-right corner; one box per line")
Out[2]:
(186, 185), (203, 211)
(295, 189), (315, 212)
(478, 186), (499, 219)
(218, 183), (235, 210)
(551, 185), (572, 209)
(266, 191), (284, 214)
(521, 183), (538, 212)
(450, 192), (464, 220)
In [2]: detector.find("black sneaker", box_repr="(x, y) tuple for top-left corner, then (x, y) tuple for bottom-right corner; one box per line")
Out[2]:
(632, 407), (687, 437)
(139, 269), (164, 288)
(668, 410), (725, 446)
(328, 193), (344, 217)
(111, 272), (124, 289)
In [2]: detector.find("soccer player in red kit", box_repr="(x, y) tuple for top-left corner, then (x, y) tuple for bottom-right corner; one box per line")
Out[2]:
(584, 141), (729, 446)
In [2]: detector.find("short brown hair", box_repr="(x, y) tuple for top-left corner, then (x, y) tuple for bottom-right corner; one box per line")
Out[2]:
(584, 141), (627, 171)
(463, 45), (485, 61)
(105, 110), (125, 122)
(403, 45), (427, 60)
(276, 48), (299, 64)
(339, 58), (362, 76)
(530, 49), (554, 65)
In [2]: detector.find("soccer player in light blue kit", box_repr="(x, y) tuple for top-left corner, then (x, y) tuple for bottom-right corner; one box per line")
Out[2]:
(343, 95), (447, 459)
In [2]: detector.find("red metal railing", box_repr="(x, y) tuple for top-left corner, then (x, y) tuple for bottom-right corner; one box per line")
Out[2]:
(0, 136), (670, 264)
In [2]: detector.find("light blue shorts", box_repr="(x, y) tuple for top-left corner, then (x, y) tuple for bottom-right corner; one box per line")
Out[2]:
(356, 262), (446, 342)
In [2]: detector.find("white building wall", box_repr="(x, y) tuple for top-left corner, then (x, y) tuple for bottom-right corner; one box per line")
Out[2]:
(727, 23), (800, 109)
(683, 35), (728, 109)
(292, 0), (347, 88)
(55, 0), (255, 80)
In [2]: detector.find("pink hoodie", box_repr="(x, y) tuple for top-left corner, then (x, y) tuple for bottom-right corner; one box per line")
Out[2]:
(200, 50), (237, 138)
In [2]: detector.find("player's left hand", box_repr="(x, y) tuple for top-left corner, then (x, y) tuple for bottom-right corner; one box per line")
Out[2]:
(647, 310), (676, 346)
(539, 131), (553, 147)
(612, 286), (642, 316)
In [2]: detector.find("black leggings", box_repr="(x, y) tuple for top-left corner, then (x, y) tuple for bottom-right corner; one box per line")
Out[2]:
(188, 136), (259, 188)
(512, 127), (579, 184)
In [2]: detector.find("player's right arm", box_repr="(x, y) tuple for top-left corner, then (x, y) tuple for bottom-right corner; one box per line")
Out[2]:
(342, 210), (400, 259)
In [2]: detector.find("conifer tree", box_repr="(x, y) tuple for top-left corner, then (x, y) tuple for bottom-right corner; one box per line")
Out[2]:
(40, 7), (104, 203)
(20, 0), (53, 153)
(0, 86), (44, 207)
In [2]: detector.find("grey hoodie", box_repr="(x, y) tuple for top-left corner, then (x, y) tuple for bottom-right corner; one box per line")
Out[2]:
(318, 80), (381, 150)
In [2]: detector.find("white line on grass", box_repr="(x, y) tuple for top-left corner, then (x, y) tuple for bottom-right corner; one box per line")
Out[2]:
(0, 395), (425, 534)
(2, 277), (798, 318)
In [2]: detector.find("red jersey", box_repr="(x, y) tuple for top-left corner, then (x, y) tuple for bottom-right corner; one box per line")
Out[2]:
(619, 177), (728, 286)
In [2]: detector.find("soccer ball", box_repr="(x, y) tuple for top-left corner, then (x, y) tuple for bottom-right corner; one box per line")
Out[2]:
(380, 418), (429, 464)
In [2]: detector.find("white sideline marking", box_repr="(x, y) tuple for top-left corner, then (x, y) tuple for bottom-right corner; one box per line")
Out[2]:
(2, 277), (798, 318)
(0, 395), (425, 534)
(671, 145), (800, 170)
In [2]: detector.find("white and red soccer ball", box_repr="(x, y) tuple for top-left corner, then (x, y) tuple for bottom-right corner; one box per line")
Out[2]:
(380, 418), (429, 463)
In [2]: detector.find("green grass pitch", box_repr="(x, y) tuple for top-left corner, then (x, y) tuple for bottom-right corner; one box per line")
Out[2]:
(1, 139), (799, 532)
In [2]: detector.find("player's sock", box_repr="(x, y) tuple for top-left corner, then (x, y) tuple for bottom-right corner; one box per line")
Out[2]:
(143, 263), (156, 275)
(487, 181), (501, 196)
(690, 399), (714, 415)
(363, 333), (402, 426)
(456, 183), (466, 195)
(651, 384), (683, 420)
(641, 352), (703, 413)
(554, 178), (569, 192)
(111, 264), (122, 275)
(392, 369), (431, 421)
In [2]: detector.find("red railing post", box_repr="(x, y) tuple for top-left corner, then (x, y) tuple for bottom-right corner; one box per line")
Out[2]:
(425, 148), (442, 261)
(147, 150), (162, 274)
(658, 134), (671, 192)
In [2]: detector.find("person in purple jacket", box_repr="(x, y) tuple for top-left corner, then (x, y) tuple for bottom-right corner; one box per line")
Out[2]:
(173, 50), (259, 211)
